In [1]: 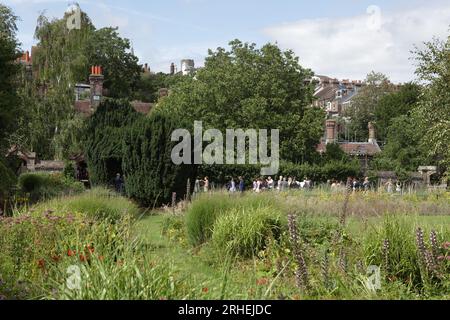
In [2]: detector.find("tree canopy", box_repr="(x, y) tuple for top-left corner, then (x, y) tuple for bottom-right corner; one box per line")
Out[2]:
(0, 4), (20, 151)
(158, 39), (325, 164)
(412, 35), (450, 176)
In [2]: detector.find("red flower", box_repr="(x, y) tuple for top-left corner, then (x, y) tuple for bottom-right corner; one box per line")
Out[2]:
(52, 255), (61, 263)
(79, 255), (86, 262)
(67, 249), (76, 257)
(256, 278), (268, 286)
(37, 259), (45, 269)
(202, 287), (209, 293)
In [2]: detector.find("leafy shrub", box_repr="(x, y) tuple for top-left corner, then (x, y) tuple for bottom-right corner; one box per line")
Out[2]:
(211, 207), (285, 258)
(197, 160), (360, 186)
(0, 158), (17, 198)
(18, 172), (84, 202)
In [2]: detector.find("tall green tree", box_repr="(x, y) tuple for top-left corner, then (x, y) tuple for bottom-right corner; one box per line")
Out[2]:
(0, 4), (20, 151)
(413, 34), (450, 176)
(372, 115), (427, 172)
(158, 40), (324, 164)
(122, 110), (196, 207)
(17, 6), (142, 159)
(87, 27), (141, 98)
(344, 71), (395, 141)
(84, 99), (142, 186)
(374, 83), (421, 143)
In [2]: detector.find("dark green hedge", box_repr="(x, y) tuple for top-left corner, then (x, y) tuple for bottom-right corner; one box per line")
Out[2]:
(122, 111), (196, 207)
(198, 160), (361, 185)
(84, 99), (143, 186)
(0, 158), (16, 199)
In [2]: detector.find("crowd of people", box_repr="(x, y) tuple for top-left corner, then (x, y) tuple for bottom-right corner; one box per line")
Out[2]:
(193, 176), (315, 194)
(191, 176), (405, 196)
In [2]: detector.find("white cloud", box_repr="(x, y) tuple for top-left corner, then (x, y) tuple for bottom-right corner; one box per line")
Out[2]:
(263, 4), (450, 83)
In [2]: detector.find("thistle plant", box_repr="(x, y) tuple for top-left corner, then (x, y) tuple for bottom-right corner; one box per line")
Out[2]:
(287, 213), (309, 291)
(416, 228), (437, 277)
(430, 230), (439, 261)
(338, 247), (348, 274)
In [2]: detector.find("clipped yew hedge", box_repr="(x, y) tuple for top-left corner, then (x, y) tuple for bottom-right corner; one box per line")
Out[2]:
(122, 111), (196, 207)
(84, 99), (143, 186)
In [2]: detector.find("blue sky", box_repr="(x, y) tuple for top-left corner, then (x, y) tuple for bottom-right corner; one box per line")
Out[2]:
(4, 0), (450, 82)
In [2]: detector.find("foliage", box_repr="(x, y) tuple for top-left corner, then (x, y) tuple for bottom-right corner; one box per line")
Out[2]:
(122, 110), (196, 207)
(372, 115), (427, 172)
(84, 99), (142, 186)
(0, 158), (17, 202)
(413, 35), (450, 176)
(374, 83), (421, 143)
(87, 27), (141, 98)
(18, 172), (84, 202)
(14, 7), (142, 159)
(134, 72), (185, 103)
(0, 4), (20, 151)
(212, 207), (285, 258)
(322, 143), (349, 162)
(158, 40), (325, 163)
(344, 71), (396, 141)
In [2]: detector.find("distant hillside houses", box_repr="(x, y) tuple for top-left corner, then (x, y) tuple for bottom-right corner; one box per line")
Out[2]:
(311, 75), (364, 117)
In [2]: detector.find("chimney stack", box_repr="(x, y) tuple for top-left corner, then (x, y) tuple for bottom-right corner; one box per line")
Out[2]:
(326, 119), (337, 144)
(368, 122), (377, 144)
(89, 65), (104, 110)
(170, 62), (175, 75)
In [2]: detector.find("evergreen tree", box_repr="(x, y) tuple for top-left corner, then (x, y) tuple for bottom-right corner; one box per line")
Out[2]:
(122, 110), (196, 207)
(84, 99), (142, 185)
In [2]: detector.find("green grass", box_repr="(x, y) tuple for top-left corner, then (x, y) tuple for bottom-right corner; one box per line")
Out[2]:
(31, 187), (140, 222)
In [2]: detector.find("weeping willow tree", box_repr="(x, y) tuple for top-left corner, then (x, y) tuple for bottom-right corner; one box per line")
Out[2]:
(16, 5), (141, 160)
(12, 7), (95, 159)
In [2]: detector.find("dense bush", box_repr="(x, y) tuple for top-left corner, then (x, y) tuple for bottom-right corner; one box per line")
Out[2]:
(197, 160), (360, 186)
(211, 207), (285, 258)
(122, 111), (196, 207)
(84, 99), (143, 186)
(18, 172), (84, 202)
